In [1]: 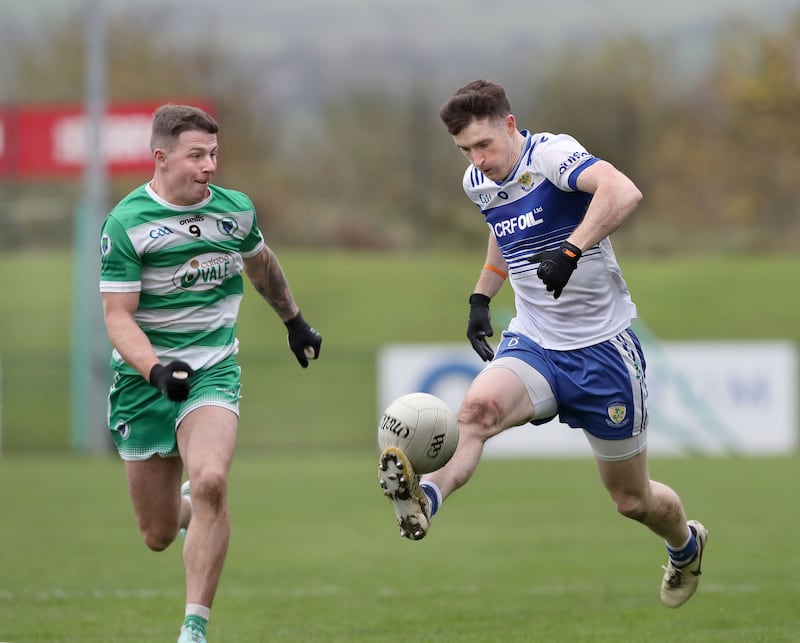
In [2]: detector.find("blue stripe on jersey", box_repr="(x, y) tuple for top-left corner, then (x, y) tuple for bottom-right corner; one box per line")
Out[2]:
(507, 131), (534, 179)
(470, 167), (486, 188)
(568, 157), (599, 190)
(483, 181), (592, 277)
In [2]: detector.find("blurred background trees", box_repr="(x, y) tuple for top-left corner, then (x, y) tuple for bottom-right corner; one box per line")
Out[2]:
(0, 8), (798, 256)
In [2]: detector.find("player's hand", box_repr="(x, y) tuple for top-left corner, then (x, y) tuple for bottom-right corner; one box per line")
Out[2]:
(527, 241), (582, 299)
(285, 311), (322, 368)
(149, 360), (194, 402)
(467, 293), (495, 362)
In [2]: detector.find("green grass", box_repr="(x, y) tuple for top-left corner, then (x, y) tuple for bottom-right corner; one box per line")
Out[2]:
(0, 453), (798, 641)
(1, 250), (798, 452)
(619, 254), (800, 341)
(0, 249), (798, 640)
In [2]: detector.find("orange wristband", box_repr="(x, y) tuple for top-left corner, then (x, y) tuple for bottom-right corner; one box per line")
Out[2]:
(483, 263), (508, 280)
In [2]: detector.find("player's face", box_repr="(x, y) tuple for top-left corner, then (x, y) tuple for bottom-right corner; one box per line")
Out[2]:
(453, 115), (518, 181)
(154, 130), (218, 206)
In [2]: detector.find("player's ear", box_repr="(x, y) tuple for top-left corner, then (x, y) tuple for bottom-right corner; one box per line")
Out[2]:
(504, 114), (516, 134)
(153, 148), (167, 168)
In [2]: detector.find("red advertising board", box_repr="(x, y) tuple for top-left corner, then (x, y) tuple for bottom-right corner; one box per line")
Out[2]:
(0, 110), (7, 178)
(0, 100), (215, 180)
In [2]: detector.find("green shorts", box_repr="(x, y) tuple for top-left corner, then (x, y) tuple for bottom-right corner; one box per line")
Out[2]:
(108, 355), (242, 461)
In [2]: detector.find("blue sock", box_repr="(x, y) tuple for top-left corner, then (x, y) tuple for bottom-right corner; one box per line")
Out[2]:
(666, 526), (698, 567)
(419, 481), (441, 517)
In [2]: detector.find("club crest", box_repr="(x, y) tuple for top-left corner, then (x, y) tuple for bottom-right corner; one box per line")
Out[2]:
(607, 404), (627, 425)
(115, 422), (130, 439)
(217, 216), (238, 236)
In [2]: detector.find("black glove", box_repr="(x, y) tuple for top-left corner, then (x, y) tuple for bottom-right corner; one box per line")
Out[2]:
(527, 241), (582, 299)
(467, 293), (495, 362)
(149, 360), (194, 402)
(285, 311), (322, 368)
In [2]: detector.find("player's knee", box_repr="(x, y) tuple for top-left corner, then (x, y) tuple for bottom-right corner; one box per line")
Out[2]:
(141, 526), (177, 552)
(613, 492), (648, 522)
(458, 395), (501, 441)
(189, 468), (228, 512)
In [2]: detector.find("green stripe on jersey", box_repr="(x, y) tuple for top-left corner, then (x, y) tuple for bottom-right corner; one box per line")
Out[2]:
(99, 183), (264, 372)
(144, 325), (237, 351)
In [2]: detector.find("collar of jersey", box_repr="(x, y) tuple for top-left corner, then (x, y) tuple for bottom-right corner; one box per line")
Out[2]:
(495, 130), (533, 186)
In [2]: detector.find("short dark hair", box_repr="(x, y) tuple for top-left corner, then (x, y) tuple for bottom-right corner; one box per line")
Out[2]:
(150, 104), (219, 151)
(439, 80), (512, 135)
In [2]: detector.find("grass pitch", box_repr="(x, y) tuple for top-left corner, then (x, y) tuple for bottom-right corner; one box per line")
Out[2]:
(1, 453), (798, 642)
(0, 249), (797, 641)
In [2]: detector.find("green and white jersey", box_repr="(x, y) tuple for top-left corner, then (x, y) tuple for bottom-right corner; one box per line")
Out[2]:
(99, 182), (265, 375)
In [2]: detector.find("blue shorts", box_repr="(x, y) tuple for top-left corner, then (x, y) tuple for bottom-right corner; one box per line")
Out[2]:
(493, 328), (648, 440)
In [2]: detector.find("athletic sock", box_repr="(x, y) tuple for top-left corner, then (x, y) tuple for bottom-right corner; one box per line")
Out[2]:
(183, 615), (207, 635)
(419, 481), (442, 517)
(666, 526), (698, 567)
(184, 604), (210, 635)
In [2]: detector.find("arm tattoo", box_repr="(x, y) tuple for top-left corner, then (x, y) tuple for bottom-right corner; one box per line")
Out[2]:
(250, 247), (298, 320)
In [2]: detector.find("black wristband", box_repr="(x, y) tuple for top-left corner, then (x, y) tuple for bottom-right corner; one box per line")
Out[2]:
(469, 293), (491, 306)
(284, 311), (306, 331)
(560, 241), (582, 262)
(148, 363), (165, 387)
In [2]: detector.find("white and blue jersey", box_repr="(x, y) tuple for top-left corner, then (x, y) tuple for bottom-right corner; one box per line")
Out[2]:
(465, 131), (647, 440)
(463, 131), (637, 350)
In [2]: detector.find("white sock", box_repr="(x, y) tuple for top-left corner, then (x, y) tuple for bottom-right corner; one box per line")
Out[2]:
(183, 489), (194, 512)
(186, 603), (211, 621)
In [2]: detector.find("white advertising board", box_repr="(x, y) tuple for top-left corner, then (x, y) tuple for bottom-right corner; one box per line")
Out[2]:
(377, 340), (798, 457)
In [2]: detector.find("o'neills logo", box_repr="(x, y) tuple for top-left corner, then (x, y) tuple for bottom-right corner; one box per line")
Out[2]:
(558, 150), (591, 175)
(378, 413), (410, 439)
(172, 252), (233, 291)
(179, 215), (205, 225)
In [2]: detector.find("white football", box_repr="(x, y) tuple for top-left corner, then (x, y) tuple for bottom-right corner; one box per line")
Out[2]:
(377, 392), (459, 474)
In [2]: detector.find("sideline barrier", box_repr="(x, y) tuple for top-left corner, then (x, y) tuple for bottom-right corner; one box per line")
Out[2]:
(377, 340), (798, 457)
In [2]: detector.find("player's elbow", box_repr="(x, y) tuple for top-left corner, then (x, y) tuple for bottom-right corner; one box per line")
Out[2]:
(627, 184), (643, 211)
(611, 184), (642, 229)
(617, 178), (643, 215)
